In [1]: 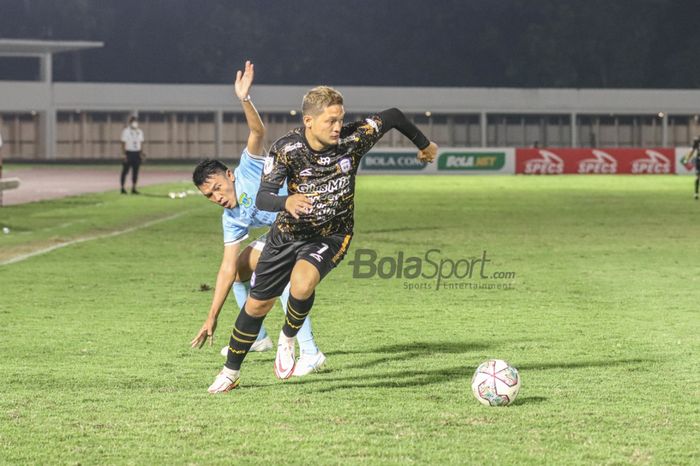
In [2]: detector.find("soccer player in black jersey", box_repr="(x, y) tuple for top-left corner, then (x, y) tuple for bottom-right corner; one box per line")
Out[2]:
(207, 85), (438, 393)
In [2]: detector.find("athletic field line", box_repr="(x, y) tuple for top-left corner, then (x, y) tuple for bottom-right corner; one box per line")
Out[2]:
(0, 211), (190, 266)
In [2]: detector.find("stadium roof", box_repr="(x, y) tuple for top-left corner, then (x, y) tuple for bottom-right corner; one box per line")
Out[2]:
(0, 39), (103, 56)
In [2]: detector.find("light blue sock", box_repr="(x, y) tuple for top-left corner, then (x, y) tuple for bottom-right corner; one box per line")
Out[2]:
(232, 281), (267, 341)
(280, 283), (319, 355)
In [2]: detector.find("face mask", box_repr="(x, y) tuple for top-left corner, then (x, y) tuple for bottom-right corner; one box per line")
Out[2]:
(130, 121), (139, 129)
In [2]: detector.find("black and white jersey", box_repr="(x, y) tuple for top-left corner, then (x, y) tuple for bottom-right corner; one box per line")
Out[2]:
(261, 114), (386, 241)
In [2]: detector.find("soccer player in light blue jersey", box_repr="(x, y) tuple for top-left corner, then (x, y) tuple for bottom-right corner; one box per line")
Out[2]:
(189, 61), (324, 379)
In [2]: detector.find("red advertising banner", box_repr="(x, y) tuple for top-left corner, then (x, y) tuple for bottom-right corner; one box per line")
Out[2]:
(516, 148), (675, 174)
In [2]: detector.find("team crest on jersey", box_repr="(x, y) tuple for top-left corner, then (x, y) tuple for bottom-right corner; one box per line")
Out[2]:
(238, 192), (253, 208)
(338, 158), (352, 173)
(263, 156), (274, 175)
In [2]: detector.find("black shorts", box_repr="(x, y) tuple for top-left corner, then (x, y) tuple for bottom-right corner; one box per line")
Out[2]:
(249, 229), (353, 300)
(124, 151), (142, 166)
(695, 158), (700, 174)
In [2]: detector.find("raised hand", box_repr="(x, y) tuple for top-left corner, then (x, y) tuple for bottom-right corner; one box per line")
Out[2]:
(234, 60), (254, 101)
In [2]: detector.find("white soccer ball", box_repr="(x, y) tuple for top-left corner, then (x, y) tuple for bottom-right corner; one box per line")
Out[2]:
(471, 359), (521, 406)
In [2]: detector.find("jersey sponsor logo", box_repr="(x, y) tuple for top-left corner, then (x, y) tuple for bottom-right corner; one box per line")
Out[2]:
(263, 156), (274, 175)
(300, 168), (313, 177)
(523, 150), (564, 174)
(318, 156), (332, 165)
(437, 152), (506, 170)
(338, 158), (352, 173)
(631, 150), (671, 174)
(297, 176), (350, 194)
(338, 135), (359, 145)
(238, 192), (253, 208)
(578, 150), (617, 174)
(282, 142), (303, 154)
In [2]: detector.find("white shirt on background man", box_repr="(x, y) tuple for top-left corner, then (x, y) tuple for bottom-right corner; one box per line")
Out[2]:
(120, 125), (144, 152)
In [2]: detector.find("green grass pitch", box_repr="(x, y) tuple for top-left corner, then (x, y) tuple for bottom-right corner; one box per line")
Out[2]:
(1, 175), (698, 464)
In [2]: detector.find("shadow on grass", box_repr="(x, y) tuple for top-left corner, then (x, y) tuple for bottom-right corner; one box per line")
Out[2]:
(516, 358), (655, 371)
(289, 356), (657, 394)
(512, 396), (548, 406)
(326, 341), (488, 357)
(328, 341), (490, 371)
(293, 364), (468, 392)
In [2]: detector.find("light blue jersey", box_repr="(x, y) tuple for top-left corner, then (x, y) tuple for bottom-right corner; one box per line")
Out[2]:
(222, 149), (288, 245)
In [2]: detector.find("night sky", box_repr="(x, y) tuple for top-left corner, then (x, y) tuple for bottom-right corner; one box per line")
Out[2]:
(0, 0), (699, 88)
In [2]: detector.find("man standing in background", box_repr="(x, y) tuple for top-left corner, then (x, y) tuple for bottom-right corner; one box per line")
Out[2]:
(120, 116), (145, 194)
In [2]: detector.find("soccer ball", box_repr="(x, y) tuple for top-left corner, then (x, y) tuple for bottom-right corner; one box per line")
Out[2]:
(471, 359), (521, 406)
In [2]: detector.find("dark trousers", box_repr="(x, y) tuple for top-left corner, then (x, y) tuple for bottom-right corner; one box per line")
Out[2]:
(120, 151), (142, 188)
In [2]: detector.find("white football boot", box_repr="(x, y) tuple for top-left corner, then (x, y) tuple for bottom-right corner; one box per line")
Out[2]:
(274, 331), (296, 380)
(292, 351), (326, 377)
(207, 367), (240, 394)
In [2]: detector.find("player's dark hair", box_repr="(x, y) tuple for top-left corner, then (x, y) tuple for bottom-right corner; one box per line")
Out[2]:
(192, 159), (229, 186)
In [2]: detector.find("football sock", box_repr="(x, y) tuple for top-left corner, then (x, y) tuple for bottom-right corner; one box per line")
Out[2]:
(279, 284), (318, 355)
(233, 281), (268, 340)
(695, 178), (699, 194)
(282, 292), (315, 338)
(225, 306), (265, 370)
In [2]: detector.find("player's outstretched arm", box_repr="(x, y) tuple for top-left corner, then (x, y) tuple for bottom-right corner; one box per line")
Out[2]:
(378, 108), (438, 163)
(190, 243), (240, 349)
(234, 60), (265, 157)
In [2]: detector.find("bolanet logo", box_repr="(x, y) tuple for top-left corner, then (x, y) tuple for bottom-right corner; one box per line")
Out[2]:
(361, 152), (427, 170)
(631, 150), (671, 174)
(438, 152), (506, 170)
(578, 150), (617, 174)
(524, 150), (564, 174)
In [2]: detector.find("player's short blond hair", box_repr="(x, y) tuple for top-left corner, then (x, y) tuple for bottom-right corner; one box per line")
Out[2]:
(302, 86), (344, 116)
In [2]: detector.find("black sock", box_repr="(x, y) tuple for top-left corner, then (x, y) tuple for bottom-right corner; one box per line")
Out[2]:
(224, 306), (265, 370)
(695, 178), (699, 194)
(282, 292), (315, 338)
